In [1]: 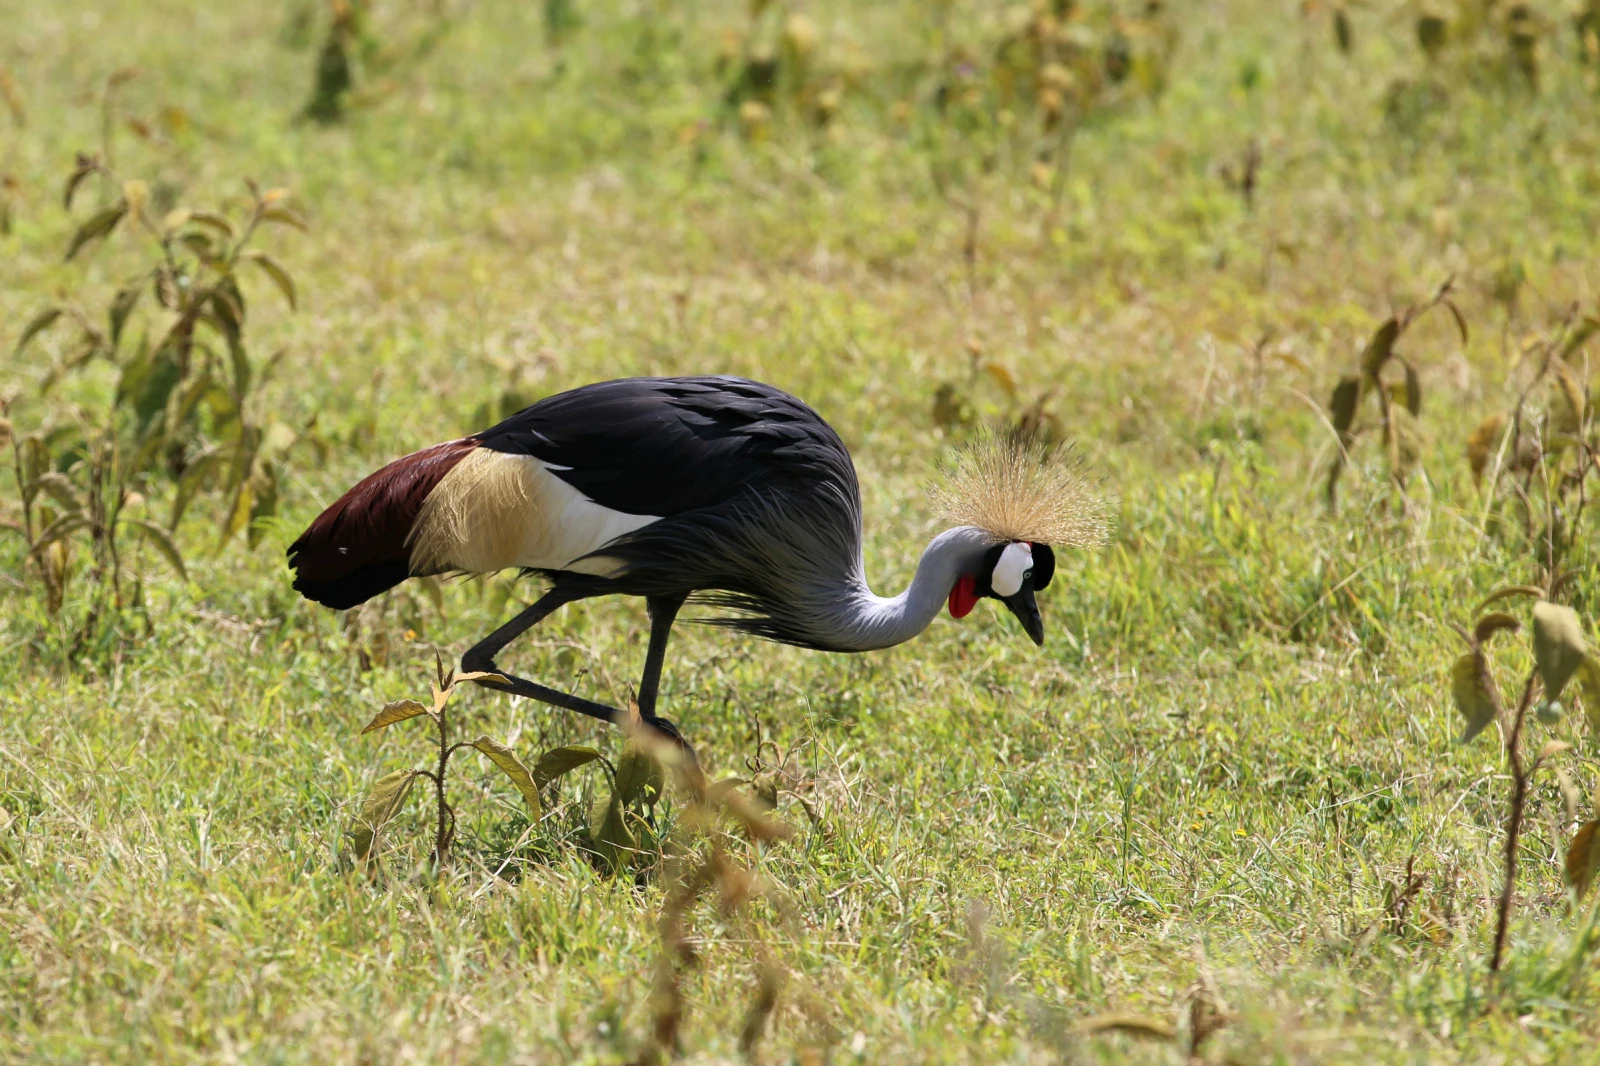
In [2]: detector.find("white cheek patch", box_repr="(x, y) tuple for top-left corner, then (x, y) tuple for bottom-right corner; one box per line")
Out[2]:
(990, 541), (1032, 598)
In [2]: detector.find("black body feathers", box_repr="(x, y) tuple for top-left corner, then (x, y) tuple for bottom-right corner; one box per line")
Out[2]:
(288, 376), (870, 648)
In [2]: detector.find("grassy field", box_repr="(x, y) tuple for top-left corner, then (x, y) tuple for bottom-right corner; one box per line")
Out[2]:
(4, 1), (1600, 1061)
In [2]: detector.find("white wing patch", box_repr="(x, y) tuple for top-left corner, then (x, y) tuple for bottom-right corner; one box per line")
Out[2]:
(990, 541), (1032, 597)
(409, 450), (659, 577)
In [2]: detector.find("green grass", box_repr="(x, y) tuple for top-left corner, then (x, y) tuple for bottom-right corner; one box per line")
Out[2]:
(3, 1), (1600, 1061)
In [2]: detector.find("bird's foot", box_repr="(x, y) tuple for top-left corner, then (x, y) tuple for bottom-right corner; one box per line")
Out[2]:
(641, 715), (701, 775)
(640, 713), (697, 755)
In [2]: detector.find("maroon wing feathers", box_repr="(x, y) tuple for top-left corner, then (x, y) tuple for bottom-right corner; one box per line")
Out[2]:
(286, 438), (476, 608)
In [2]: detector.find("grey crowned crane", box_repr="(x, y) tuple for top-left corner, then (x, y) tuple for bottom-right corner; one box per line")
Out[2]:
(287, 376), (1106, 751)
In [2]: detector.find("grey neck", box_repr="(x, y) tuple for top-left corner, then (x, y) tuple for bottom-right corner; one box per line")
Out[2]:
(831, 526), (996, 651)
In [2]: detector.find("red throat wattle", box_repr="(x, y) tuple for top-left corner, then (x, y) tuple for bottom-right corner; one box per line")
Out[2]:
(948, 574), (978, 618)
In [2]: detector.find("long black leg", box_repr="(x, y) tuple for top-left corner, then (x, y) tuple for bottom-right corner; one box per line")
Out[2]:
(461, 586), (621, 725)
(637, 594), (690, 753)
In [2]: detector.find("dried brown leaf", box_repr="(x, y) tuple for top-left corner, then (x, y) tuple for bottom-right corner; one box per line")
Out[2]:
(1466, 412), (1507, 482)
(1474, 612), (1521, 645)
(361, 699), (432, 734)
(1567, 821), (1600, 901)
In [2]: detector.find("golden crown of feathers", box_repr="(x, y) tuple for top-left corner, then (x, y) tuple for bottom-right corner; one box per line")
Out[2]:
(929, 430), (1112, 548)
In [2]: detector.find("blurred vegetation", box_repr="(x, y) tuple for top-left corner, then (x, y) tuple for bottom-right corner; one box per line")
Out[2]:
(2, 0), (1600, 1061)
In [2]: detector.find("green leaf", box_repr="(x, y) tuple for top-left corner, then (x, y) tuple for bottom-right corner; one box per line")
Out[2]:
(1329, 375), (1360, 436)
(532, 745), (601, 789)
(212, 278), (247, 335)
(121, 517), (186, 578)
(125, 344), (184, 436)
(261, 205), (309, 231)
(65, 203), (128, 261)
(1359, 317), (1399, 381)
(350, 769), (420, 863)
(186, 209), (236, 240)
(1416, 14), (1446, 59)
(1442, 298), (1469, 344)
(62, 158), (97, 210)
(247, 463), (278, 549)
(18, 434), (49, 495)
(361, 699), (432, 734)
(1560, 316), (1599, 363)
(614, 742), (664, 807)
(168, 448), (219, 529)
(752, 770), (780, 810)
(15, 307), (63, 355)
(1452, 650), (1499, 743)
(242, 251), (298, 311)
(587, 792), (635, 872)
(178, 231), (217, 262)
(1532, 601), (1589, 702)
(31, 513), (90, 552)
(1400, 357), (1421, 417)
(220, 479), (252, 546)
(108, 283), (143, 350)
(1333, 7), (1352, 53)
(470, 736), (543, 820)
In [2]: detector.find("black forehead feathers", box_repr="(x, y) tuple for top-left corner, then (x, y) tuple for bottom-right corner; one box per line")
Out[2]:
(1030, 543), (1055, 590)
(973, 542), (1006, 595)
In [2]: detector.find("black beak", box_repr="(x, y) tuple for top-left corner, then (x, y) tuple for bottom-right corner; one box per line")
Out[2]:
(1001, 580), (1045, 647)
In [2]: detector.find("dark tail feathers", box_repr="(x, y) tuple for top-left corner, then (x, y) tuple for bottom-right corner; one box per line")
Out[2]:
(287, 438), (476, 609)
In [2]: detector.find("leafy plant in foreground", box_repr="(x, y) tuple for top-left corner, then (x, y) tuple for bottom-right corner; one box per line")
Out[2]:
(1449, 584), (1600, 975)
(352, 654), (674, 872)
(353, 656), (597, 869)
(7, 131), (309, 640)
(352, 656), (819, 1059)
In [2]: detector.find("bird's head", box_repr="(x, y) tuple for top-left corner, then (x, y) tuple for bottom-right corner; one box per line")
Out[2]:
(930, 429), (1111, 648)
(947, 540), (1054, 646)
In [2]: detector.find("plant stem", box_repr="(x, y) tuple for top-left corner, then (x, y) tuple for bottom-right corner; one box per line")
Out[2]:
(1491, 669), (1539, 974)
(433, 700), (453, 867)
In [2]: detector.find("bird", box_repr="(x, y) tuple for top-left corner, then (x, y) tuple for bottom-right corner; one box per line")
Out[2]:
(286, 375), (1107, 752)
